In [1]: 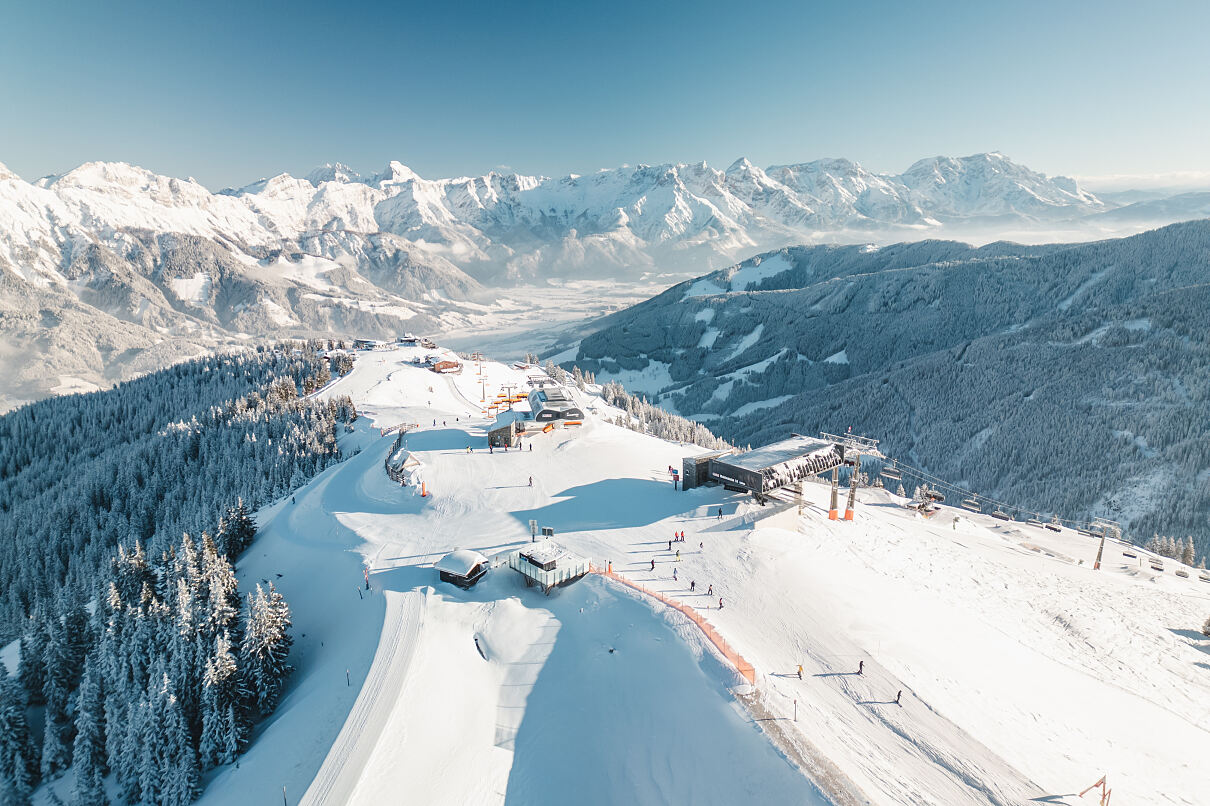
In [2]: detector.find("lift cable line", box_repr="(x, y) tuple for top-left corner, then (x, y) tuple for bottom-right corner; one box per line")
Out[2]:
(872, 453), (1113, 535)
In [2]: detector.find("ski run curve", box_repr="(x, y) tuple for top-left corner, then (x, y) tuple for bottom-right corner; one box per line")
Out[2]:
(195, 344), (1209, 806)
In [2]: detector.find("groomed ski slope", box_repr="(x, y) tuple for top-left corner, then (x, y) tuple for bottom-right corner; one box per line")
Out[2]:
(201, 345), (1209, 806)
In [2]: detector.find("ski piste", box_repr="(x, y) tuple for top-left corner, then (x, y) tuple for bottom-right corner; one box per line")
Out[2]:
(188, 342), (1209, 806)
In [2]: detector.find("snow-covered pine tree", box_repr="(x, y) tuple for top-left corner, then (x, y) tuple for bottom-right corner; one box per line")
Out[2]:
(0, 665), (39, 806)
(61, 600), (92, 688)
(1182, 536), (1196, 566)
(17, 614), (48, 706)
(40, 623), (76, 780)
(1162, 535), (1176, 559)
(202, 535), (242, 641)
(159, 678), (200, 806)
(896, 483), (906, 498)
(71, 653), (107, 806)
(241, 583), (294, 718)
(199, 631), (244, 768)
(217, 499), (257, 558)
(1203, 614), (1210, 637)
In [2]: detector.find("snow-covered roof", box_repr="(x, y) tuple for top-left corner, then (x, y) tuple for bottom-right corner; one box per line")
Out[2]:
(725, 435), (836, 472)
(387, 448), (422, 470)
(434, 549), (488, 577)
(520, 539), (578, 567)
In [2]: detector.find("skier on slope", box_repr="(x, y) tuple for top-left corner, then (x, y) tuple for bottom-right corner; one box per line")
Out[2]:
(707, 584), (713, 596)
(797, 665), (803, 679)
(673, 568), (678, 582)
(529, 476), (533, 487)
(858, 660), (864, 675)
(717, 507), (723, 520)
(895, 690), (902, 706)
(650, 558), (656, 571)
(718, 598), (724, 610)
(690, 580), (696, 592)
(675, 550), (680, 562)
(668, 540), (672, 551)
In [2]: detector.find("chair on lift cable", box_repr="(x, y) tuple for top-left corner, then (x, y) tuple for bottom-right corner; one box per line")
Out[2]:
(881, 466), (901, 480)
(1044, 517), (1062, 532)
(961, 497), (980, 512)
(991, 509), (1012, 521)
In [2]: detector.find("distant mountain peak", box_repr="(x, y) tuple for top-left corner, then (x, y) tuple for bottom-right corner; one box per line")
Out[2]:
(306, 162), (365, 186)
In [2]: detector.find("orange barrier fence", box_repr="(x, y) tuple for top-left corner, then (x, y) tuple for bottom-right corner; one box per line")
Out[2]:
(590, 564), (756, 684)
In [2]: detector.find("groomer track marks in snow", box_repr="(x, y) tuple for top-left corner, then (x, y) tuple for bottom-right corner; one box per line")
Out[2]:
(209, 343), (1210, 806)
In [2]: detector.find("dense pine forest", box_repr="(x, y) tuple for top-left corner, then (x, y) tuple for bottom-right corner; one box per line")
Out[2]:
(0, 344), (358, 803)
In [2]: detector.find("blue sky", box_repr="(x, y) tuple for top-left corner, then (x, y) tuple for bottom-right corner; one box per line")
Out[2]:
(1, 0), (1206, 189)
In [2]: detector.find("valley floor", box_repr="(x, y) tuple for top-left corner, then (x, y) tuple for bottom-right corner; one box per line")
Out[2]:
(180, 345), (1208, 806)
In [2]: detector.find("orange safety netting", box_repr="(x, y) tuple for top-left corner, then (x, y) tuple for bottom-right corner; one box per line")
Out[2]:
(590, 565), (756, 684)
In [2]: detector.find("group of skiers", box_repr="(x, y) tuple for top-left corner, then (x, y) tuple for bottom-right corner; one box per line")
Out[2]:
(790, 658), (903, 705)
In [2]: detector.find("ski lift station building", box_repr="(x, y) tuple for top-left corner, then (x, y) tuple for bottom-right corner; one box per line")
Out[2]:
(506, 539), (590, 594)
(434, 549), (489, 589)
(683, 435), (847, 494)
(526, 386), (584, 423)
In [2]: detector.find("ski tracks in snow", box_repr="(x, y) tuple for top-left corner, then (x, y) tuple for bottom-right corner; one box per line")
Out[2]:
(300, 590), (425, 806)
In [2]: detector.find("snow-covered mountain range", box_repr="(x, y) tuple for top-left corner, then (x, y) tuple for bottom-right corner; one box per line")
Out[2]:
(0, 151), (1203, 410)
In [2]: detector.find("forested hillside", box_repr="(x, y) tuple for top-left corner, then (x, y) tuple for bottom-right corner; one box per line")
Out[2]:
(560, 220), (1210, 558)
(0, 347), (355, 641)
(0, 345), (357, 804)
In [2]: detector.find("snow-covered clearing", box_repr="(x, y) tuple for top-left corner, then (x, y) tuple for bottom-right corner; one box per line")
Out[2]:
(195, 344), (1208, 806)
(169, 271), (212, 305)
(729, 253), (792, 291)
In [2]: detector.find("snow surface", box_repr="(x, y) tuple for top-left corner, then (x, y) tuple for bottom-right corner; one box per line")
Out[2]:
(824, 349), (849, 364)
(729, 253), (792, 291)
(184, 344), (1207, 806)
(169, 272), (212, 305)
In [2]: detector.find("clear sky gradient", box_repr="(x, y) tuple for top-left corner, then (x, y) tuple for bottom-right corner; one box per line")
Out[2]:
(1, 0), (1206, 189)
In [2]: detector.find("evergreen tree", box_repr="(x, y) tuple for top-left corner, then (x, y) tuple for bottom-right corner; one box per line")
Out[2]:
(200, 632), (244, 768)
(159, 678), (200, 806)
(202, 536), (242, 641)
(896, 483), (906, 498)
(240, 583), (294, 717)
(1203, 614), (1210, 637)
(40, 624), (75, 779)
(1182, 536), (1196, 566)
(71, 653), (108, 806)
(116, 695), (146, 805)
(217, 499), (258, 558)
(0, 666), (38, 806)
(17, 614), (48, 706)
(61, 600), (92, 688)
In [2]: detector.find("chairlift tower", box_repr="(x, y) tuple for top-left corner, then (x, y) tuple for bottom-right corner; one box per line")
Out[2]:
(819, 432), (884, 521)
(1091, 517), (1122, 570)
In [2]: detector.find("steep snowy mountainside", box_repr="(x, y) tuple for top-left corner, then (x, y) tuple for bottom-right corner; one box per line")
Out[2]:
(898, 152), (1104, 217)
(559, 220), (1210, 555)
(3, 151), (1207, 412)
(0, 164), (487, 410)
